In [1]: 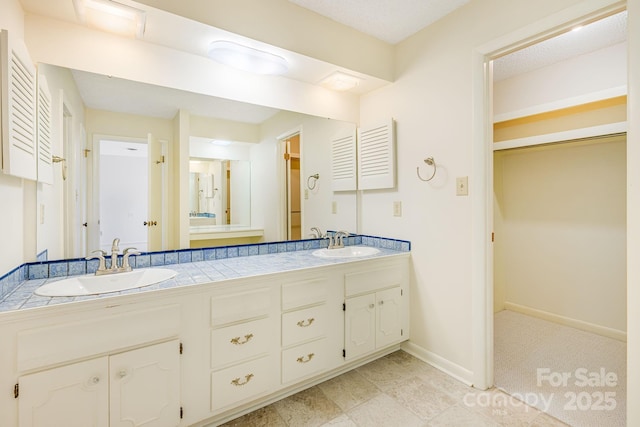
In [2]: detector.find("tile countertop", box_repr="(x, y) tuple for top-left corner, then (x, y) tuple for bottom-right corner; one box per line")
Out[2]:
(0, 237), (410, 313)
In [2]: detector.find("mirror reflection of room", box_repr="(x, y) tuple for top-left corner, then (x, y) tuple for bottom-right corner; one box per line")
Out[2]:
(189, 159), (251, 228)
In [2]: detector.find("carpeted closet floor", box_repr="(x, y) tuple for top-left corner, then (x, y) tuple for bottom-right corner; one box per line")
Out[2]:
(494, 310), (626, 427)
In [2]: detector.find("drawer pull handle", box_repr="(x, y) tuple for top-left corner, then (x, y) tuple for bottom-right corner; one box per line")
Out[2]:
(231, 373), (254, 386)
(297, 353), (315, 364)
(296, 318), (315, 327)
(230, 334), (254, 345)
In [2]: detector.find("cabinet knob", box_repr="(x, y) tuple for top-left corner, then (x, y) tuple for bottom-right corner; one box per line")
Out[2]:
(379, 300), (384, 305)
(118, 370), (127, 378)
(296, 353), (315, 364)
(231, 373), (254, 386)
(91, 376), (100, 384)
(230, 333), (254, 345)
(369, 303), (375, 309)
(296, 318), (315, 327)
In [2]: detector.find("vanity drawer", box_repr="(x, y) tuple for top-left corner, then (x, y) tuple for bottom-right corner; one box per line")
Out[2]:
(281, 338), (328, 384)
(211, 317), (271, 369)
(211, 287), (271, 327)
(211, 356), (273, 412)
(281, 277), (328, 310)
(345, 265), (405, 297)
(282, 304), (327, 347)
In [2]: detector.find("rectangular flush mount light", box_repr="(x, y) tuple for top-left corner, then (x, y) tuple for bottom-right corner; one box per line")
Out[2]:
(208, 41), (289, 76)
(73, 0), (146, 38)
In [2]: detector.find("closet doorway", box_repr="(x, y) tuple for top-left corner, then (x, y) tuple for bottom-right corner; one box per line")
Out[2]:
(490, 9), (627, 427)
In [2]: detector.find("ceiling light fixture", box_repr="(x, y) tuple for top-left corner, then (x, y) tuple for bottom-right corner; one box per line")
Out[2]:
(73, 0), (146, 38)
(320, 71), (361, 91)
(207, 41), (289, 76)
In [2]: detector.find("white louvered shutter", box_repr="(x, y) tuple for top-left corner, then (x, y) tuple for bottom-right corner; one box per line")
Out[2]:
(37, 73), (53, 184)
(0, 29), (37, 180)
(357, 119), (395, 190)
(331, 128), (357, 191)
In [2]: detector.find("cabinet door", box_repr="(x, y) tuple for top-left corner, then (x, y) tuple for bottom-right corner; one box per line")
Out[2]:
(344, 293), (376, 360)
(109, 340), (180, 427)
(376, 287), (403, 348)
(18, 357), (109, 427)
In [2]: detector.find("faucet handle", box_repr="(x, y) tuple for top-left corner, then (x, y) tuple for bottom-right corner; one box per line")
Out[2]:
(86, 250), (107, 272)
(122, 248), (140, 270)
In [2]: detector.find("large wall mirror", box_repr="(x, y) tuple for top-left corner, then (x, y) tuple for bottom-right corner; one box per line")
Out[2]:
(37, 64), (358, 260)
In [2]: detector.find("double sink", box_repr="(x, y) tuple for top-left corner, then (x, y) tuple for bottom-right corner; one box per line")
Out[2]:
(34, 245), (380, 297)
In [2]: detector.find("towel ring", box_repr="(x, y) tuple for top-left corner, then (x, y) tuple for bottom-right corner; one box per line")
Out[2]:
(416, 157), (437, 182)
(307, 173), (320, 190)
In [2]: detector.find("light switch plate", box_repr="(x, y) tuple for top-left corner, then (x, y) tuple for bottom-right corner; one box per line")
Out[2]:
(393, 201), (402, 217)
(456, 177), (469, 196)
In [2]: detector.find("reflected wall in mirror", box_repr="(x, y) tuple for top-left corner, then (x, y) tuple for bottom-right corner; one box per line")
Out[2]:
(35, 64), (358, 260)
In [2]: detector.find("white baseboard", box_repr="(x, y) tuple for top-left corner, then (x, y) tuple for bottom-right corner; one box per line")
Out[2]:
(503, 302), (627, 342)
(401, 341), (474, 387)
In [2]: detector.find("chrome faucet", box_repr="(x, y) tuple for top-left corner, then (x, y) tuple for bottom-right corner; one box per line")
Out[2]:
(333, 231), (349, 249)
(86, 238), (140, 276)
(327, 230), (349, 249)
(310, 227), (324, 238)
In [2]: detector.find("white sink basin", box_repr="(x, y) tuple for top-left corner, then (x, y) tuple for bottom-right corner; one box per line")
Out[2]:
(312, 246), (380, 258)
(34, 268), (178, 297)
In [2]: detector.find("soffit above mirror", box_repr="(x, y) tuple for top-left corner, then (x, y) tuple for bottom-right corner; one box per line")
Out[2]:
(19, 0), (391, 95)
(70, 68), (280, 122)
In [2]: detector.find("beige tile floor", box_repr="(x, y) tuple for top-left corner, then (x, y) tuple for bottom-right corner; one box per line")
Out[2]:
(220, 350), (569, 426)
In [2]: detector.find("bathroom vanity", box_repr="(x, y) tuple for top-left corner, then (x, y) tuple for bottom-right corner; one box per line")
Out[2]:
(0, 245), (409, 426)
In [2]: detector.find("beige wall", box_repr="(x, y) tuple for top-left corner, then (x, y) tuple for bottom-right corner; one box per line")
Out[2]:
(494, 136), (626, 336)
(358, 0), (616, 380)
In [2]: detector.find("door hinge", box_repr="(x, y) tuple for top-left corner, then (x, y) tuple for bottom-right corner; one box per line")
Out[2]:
(342, 302), (346, 311)
(180, 406), (183, 419)
(400, 289), (403, 296)
(14, 383), (19, 399)
(491, 232), (495, 242)
(179, 342), (183, 354)
(155, 155), (165, 164)
(283, 153), (291, 161)
(342, 349), (346, 358)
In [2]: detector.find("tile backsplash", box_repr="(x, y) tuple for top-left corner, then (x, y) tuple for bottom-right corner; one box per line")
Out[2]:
(0, 234), (410, 301)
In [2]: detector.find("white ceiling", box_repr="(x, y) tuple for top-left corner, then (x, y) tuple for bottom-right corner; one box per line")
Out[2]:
(19, 1), (628, 122)
(493, 11), (627, 81)
(288, 0), (470, 44)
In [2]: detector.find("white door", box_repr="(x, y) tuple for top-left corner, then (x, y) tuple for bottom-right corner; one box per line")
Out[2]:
(109, 340), (181, 427)
(18, 357), (109, 427)
(344, 293), (376, 360)
(93, 135), (166, 254)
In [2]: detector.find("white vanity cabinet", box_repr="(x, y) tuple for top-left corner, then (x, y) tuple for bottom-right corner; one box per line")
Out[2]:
(0, 252), (410, 427)
(18, 340), (181, 427)
(344, 264), (408, 360)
